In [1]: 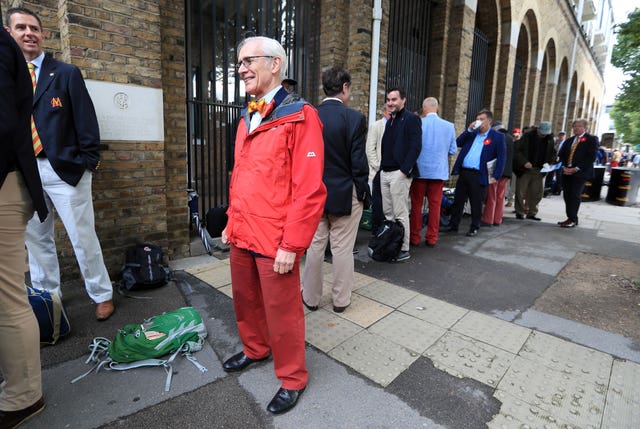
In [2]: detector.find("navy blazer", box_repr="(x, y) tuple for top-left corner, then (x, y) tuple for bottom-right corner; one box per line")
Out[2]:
(0, 28), (47, 221)
(33, 54), (101, 186)
(558, 133), (599, 179)
(452, 127), (506, 185)
(317, 99), (370, 215)
(380, 108), (422, 177)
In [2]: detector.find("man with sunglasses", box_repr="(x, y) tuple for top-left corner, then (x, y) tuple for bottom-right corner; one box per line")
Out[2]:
(220, 36), (326, 415)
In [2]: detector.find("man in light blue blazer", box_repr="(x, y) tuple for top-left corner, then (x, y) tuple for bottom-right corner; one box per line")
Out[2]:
(409, 97), (457, 247)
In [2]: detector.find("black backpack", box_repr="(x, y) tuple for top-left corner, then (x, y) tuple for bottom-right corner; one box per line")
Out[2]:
(121, 243), (171, 291)
(367, 220), (404, 262)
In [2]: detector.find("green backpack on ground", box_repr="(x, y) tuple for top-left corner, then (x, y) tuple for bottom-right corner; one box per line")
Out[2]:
(72, 307), (208, 391)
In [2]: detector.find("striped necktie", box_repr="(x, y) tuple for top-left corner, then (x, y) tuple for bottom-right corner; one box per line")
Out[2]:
(568, 136), (581, 166)
(28, 63), (43, 156)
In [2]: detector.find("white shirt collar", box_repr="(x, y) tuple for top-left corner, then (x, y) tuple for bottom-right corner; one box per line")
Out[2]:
(260, 85), (282, 103)
(29, 52), (45, 69)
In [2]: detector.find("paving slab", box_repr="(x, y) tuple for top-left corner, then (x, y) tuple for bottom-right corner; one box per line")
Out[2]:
(28, 344), (222, 429)
(239, 348), (444, 429)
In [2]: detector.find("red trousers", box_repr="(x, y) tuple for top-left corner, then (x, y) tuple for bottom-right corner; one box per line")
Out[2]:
(409, 179), (443, 245)
(481, 177), (509, 225)
(229, 245), (307, 390)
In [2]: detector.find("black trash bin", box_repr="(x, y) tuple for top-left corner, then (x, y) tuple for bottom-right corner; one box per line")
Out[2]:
(581, 166), (606, 201)
(606, 167), (640, 206)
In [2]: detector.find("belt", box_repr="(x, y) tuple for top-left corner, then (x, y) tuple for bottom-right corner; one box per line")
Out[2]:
(461, 167), (479, 171)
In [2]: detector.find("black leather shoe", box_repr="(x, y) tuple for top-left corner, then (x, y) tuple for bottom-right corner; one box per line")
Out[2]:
(333, 303), (351, 313)
(526, 215), (541, 221)
(267, 387), (305, 414)
(516, 213), (524, 219)
(301, 291), (318, 311)
(445, 226), (458, 233)
(0, 397), (45, 429)
(222, 351), (268, 372)
(466, 228), (479, 237)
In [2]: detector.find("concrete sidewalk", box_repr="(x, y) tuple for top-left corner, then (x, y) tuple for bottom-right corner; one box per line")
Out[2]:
(23, 192), (640, 428)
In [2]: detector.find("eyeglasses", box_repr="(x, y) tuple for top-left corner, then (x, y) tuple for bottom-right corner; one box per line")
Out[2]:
(235, 56), (274, 71)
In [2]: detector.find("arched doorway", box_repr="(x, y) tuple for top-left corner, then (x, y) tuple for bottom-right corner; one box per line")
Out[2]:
(466, 0), (499, 125)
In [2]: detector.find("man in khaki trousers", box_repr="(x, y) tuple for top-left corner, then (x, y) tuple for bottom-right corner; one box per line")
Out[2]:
(0, 25), (48, 428)
(302, 66), (370, 313)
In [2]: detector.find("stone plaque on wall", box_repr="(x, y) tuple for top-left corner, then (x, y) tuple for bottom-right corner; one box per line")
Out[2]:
(85, 80), (164, 141)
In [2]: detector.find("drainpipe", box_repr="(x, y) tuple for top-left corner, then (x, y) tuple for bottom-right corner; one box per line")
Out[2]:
(368, 0), (383, 126)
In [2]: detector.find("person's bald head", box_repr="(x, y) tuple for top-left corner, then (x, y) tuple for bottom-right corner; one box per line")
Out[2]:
(422, 97), (439, 115)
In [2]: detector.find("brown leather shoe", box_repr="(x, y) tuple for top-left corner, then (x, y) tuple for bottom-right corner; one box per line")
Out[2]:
(96, 300), (115, 321)
(0, 397), (45, 429)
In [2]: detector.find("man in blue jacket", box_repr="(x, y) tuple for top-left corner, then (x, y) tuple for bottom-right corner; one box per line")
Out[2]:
(379, 87), (421, 261)
(409, 97), (457, 247)
(447, 109), (506, 237)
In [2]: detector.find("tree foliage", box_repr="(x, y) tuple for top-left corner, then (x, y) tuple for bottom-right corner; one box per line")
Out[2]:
(610, 8), (640, 146)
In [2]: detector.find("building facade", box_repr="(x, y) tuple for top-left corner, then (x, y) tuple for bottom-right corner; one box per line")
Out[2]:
(1, 0), (613, 277)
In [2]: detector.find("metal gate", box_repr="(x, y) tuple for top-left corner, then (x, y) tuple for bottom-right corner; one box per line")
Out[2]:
(508, 58), (522, 131)
(185, 0), (320, 216)
(386, 0), (433, 112)
(466, 28), (489, 125)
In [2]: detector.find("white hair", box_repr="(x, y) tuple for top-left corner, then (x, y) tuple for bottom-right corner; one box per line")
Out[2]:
(238, 36), (288, 80)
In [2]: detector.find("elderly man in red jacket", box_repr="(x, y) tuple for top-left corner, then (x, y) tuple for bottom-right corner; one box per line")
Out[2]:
(221, 36), (327, 415)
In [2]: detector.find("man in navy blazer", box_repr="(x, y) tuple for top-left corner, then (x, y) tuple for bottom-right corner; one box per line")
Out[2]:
(0, 25), (48, 427)
(302, 66), (369, 313)
(6, 7), (114, 321)
(557, 118), (598, 228)
(447, 109), (506, 236)
(379, 87), (422, 261)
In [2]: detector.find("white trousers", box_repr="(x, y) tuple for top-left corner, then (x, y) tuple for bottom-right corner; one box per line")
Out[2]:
(380, 170), (412, 252)
(25, 158), (112, 303)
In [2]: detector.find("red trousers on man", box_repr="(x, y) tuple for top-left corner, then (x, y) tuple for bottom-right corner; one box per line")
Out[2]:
(229, 245), (308, 390)
(409, 179), (443, 246)
(481, 177), (509, 225)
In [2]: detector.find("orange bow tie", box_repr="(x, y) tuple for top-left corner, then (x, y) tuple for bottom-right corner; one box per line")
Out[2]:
(247, 98), (267, 114)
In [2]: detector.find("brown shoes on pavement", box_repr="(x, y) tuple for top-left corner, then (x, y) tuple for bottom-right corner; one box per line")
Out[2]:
(0, 397), (45, 429)
(95, 300), (115, 321)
